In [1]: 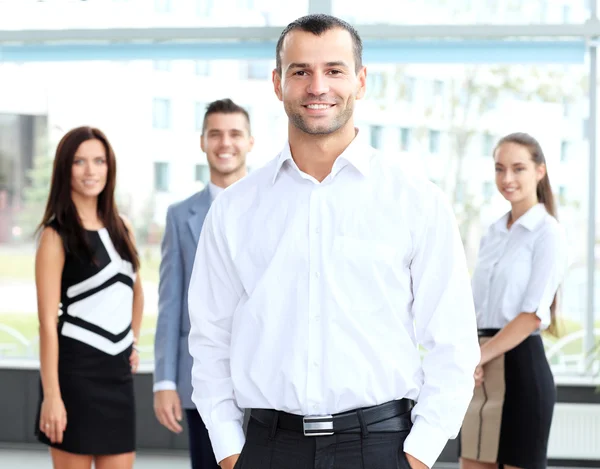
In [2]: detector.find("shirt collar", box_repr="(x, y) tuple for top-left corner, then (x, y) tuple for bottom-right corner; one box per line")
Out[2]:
(208, 181), (224, 201)
(494, 203), (548, 233)
(271, 129), (372, 185)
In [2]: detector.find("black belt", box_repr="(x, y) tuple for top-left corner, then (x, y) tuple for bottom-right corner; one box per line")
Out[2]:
(250, 399), (414, 436)
(478, 328), (500, 337)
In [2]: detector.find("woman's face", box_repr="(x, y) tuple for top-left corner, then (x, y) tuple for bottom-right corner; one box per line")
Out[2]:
(70, 139), (108, 200)
(494, 142), (545, 205)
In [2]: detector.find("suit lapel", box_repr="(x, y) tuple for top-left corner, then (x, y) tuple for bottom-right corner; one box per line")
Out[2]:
(187, 187), (211, 244)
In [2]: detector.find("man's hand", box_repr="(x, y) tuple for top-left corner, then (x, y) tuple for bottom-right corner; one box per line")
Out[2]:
(219, 454), (240, 469)
(406, 453), (428, 469)
(154, 390), (183, 433)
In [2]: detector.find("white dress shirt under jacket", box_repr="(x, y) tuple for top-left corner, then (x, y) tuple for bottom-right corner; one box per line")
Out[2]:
(187, 133), (480, 467)
(472, 203), (568, 330)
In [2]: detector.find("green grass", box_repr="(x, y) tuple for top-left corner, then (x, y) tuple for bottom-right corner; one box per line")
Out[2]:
(0, 248), (161, 283)
(0, 252), (35, 280)
(0, 312), (158, 361)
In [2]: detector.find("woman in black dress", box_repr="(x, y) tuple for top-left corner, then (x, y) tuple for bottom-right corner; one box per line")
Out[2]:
(459, 133), (567, 469)
(35, 126), (143, 469)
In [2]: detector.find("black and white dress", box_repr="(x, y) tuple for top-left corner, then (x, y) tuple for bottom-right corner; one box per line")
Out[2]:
(460, 204), (568, 469)
(35, 222), (137, 455)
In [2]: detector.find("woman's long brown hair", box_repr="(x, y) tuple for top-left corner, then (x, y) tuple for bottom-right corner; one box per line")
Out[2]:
(494, 132), (559, 336)
(38, 126), (139, 271)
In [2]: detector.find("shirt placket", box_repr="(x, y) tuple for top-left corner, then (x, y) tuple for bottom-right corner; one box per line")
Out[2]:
(306, 185), (324, 415)
(485, 231), (511, 322)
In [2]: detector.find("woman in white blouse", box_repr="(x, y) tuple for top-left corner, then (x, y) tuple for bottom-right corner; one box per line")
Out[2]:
(459, 132), (567, 469)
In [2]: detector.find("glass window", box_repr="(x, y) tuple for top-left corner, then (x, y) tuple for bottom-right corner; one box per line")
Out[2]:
(332, 0), (589, 25)
(195, 164), (210, 184)
(429, 130), (441, 153)
(153, 98), (171, 129)
(195, 60), (211, 77)
(482, 132), (495, 156)
(153, 60), (171, 72)
(399, 128), (411, 152)
(0, 57), (592, 379)
(154, 162), (170, 192)
(367, 72), (386, 99)
(196, 0), (214, 17)
(482, 181), (494, 203)
(245, 61), (272, 80)
(154, 0), (172, 13)
(195, 102), (206, 132)
(370, 125), (383, 149)
(455, 180), (466, 203)
(433, 79), (444, 97)
(401, 77), (416, 103)
(560, 140), (569, 162)
(558, 185), (567, 204)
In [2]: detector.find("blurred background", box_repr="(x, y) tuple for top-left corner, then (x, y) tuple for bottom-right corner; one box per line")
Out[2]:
(0, 0), (598, 467)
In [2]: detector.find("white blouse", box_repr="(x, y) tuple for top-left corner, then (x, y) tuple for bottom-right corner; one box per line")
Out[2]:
(472, 204), (568, 330)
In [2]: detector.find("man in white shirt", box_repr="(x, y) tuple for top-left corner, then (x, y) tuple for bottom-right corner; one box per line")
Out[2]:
(153, 99), (254, 469)
(187, 14), (479, 469)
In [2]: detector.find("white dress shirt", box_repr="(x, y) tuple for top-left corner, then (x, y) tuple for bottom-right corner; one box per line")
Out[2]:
(187, 132), (480, 467)
(472, 203), (568, 330)
(153, 181), (225, 393)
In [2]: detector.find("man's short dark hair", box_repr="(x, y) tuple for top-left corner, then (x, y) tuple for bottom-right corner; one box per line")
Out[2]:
(275, 14), (363, 76)
(202, 98), (251, 135)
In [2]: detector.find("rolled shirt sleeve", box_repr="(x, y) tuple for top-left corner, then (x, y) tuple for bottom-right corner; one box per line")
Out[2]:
(520, 224), (568, 328)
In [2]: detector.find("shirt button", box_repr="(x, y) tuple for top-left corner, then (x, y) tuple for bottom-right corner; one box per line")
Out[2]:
(315, 227), (321, 234)
(315, 272), (320, 278)
(313, 361), (319, 367)
(313, 404), (318, 410)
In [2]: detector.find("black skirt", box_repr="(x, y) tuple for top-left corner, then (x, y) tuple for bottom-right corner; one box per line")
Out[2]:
(35, 335), (136, 455)
(460, 329), (556, 469)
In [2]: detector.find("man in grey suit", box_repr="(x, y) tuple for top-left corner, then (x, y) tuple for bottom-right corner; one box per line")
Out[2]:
(153, 98), (254, 469)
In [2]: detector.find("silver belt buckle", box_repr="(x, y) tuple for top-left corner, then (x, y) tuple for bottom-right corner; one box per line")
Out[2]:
(303, 415), (334, 436)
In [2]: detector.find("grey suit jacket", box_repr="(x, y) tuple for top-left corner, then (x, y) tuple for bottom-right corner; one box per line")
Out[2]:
(153, 187), (211, 409)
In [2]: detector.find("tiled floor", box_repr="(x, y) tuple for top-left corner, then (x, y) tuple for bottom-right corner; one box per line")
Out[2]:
(0, 445), (582, 469)
(0, 445), (190, 469)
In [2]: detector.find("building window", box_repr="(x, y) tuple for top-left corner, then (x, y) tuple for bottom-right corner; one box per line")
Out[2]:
(195, 164), (210, 184)
(559, 185), (567, 204)
(367, 72), (386, 98)
(560, 141), (569, 162)
(197, 0), (213, 16)
(245, 61), (271, 80)
(429, 130), (441, 154)
(152, 98), (171, 129)
(399, 127), (411, 152)
(483, 181), (494, 203)
(483, 133), (494, 156)
(154, 162), (170, 192)
(195, 60), (210, 76)
(562, 97), (571, 117)
(433, 79), (444, 97)
(370, 125), (383, 149)
(153, 60), (171, 72)
(195, 102), (206, 132)
(403, 76), (415, 102)
(154, 0), (171, 13)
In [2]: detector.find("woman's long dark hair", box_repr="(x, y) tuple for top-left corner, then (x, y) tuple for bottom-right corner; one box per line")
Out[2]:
(37, 126), (139, 271)
(494, 132), (559, 336)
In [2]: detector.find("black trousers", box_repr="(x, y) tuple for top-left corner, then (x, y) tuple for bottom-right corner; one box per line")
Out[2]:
(186, 408), (220, 469)
(235, 413), (413, 469)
